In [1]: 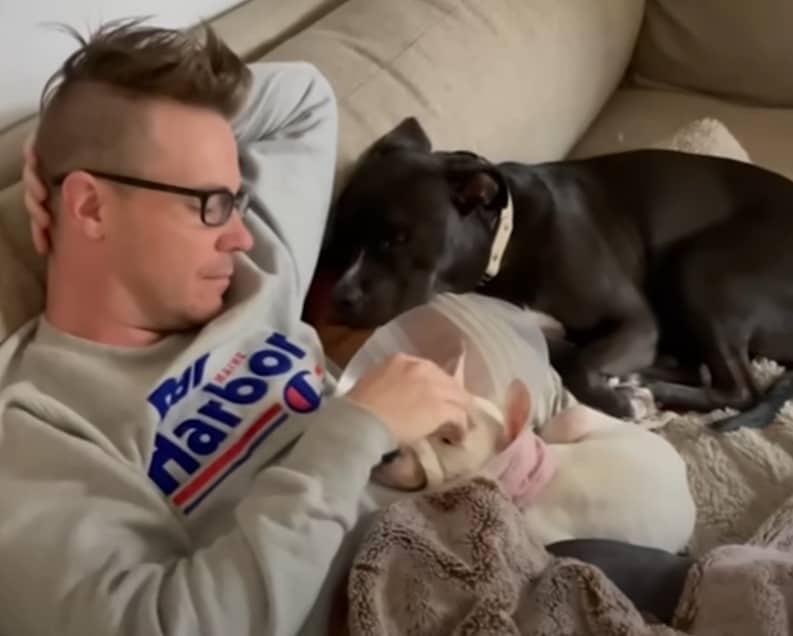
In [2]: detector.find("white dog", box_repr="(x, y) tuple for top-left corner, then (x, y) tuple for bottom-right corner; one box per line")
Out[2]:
(372, 360), (696, 553)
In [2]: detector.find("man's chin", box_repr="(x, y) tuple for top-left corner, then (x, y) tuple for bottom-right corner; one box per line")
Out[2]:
(175, 298), (227, 331)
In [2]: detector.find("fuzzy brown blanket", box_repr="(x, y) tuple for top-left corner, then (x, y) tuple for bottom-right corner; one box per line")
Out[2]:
(345, 477), (793, 636)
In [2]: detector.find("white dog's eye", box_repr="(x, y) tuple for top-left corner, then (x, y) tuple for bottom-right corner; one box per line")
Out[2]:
(441, 437), (453, 446)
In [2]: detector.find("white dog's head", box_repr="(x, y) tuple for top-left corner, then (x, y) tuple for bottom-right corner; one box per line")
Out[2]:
(371, 354), (532, 491)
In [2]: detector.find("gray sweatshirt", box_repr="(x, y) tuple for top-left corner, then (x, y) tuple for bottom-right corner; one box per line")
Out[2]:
(0, 62), (397, 636)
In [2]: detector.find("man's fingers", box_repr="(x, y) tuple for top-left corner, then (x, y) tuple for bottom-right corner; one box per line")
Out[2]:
(29, 220), (48, 255)
(24, 193), (50, 227)
(23, 164), (47, 203)
(23, 134), (35, 162)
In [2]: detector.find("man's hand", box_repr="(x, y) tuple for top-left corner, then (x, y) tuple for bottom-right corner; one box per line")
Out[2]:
(22, 134), (52, 255)
(345, 353), (471, 447)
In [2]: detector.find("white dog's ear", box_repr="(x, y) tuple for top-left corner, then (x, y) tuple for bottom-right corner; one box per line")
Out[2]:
(504, 379), (531, 442)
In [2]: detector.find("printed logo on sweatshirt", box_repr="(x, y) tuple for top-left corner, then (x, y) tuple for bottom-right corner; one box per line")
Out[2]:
(145, 332), (323, 514)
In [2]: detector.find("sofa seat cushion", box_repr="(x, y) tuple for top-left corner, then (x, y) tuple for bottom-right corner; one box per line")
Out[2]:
(570, 86), (793, 180)
(631, 0), (793, 107)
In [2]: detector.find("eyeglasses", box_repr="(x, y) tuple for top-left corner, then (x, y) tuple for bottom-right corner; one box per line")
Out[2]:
(53, 170), (250, 227)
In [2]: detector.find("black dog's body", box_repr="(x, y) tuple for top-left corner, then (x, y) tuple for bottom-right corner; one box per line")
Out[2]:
(325, 117), (793, 428)
(488, 152), (793, 421)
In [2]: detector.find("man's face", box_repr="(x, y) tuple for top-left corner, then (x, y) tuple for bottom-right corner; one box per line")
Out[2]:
(99, 99), (253, 331)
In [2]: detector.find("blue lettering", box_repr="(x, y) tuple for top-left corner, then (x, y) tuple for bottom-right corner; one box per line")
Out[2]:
(148, 433), (200, 495)
(203, 377), (268, 405)
(249, 349), (292, 377)
(174, 419), (228, 456)
(192, 354), (208, 389)
(198, 399), (242, 428)
(266, 333), (306, 359)
(148, 354), (209, 420)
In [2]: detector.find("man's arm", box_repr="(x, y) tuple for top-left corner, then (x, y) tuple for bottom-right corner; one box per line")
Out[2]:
(0, 397), (391, 636)
(233, 62), (338, 305)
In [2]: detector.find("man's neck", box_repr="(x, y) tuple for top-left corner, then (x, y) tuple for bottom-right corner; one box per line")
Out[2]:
(45, 255), (165, 348)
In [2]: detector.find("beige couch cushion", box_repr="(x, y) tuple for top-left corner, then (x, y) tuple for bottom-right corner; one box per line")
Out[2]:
(631, 0), (793, 107)
(0, 184), (44, 338)
(211, 0), (347, 61)
(0, 0), (645, 343)
(570, 87), (793, 180)
(262, 0), (646, 184)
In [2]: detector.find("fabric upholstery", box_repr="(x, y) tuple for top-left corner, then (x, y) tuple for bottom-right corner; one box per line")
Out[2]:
(571, 87), (793, 180)
(262, 0), (645, 186)
(631, 0), (793, 107)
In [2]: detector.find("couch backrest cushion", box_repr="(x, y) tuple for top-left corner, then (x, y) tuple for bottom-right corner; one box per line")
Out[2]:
(263, 0), (645, 186)
(0, 0), (644, 342)
(632, 0), (793, 107)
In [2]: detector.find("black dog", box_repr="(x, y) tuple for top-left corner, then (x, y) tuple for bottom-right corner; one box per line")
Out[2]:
(322, 117), (793, 430)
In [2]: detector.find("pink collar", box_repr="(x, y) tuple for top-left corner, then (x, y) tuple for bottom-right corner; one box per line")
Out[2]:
(482, 429), (557, 507)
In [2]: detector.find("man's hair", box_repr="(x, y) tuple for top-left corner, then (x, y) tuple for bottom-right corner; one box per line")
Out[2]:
(35, 18), (252, 189)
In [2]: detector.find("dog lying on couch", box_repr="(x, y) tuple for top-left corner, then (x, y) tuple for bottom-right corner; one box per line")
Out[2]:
(323, 117), (793, 431)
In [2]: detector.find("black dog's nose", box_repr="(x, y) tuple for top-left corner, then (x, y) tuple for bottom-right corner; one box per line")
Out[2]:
(380, 450), (401, 464)
(332, 282), (363, 312)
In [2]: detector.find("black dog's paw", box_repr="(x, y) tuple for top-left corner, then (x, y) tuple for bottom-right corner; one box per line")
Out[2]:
(584, 385), (635, 419)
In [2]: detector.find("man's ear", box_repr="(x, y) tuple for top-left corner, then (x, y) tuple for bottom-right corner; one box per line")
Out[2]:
(369, 117), (432, 155)
(503, 379), (531, 442)
(60, 171), (105, 240)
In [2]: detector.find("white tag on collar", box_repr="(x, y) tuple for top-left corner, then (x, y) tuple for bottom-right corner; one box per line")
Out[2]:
(480, 190), (514, 283)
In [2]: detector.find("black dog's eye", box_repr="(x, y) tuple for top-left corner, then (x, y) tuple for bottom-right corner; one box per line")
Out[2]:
(378, 229), (409, 252)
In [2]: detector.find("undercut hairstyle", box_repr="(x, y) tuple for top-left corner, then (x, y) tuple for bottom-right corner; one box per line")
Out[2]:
(34, 18), (252, 192)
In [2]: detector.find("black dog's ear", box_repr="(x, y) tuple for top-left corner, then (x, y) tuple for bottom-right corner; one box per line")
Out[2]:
(440, 152), (508, 215)
(447, 168), (508, 215)
(369, 117), (432, 155)
(453, 172), (502, 212)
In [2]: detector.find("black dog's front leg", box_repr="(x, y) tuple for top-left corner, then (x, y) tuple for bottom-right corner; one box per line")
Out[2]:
(575, 310), (659, 379)
(565, 309), (658, 418)
(546, 337), (626, 416)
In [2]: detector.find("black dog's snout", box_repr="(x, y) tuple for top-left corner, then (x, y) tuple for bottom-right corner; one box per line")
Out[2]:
(332, 278), (364, 311)
(337, 285), (363, 309)
(380, 450), (401, 464)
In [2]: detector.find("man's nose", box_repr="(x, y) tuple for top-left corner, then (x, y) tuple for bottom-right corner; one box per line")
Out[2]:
(217, 211), (254, 253)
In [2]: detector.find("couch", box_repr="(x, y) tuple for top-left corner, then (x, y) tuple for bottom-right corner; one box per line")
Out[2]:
(3, 0), (793, 630)
(3, 0), (793, 361)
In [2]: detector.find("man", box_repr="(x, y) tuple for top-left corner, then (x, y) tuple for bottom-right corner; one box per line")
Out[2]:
(0, 20), (470, 636)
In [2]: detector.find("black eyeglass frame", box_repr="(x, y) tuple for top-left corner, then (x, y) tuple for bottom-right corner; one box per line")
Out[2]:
(52, 169), (250, 227)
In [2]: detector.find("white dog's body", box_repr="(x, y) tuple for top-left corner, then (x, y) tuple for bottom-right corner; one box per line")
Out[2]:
(372, 372), (696, 553)
(522, 404), (695, 552)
